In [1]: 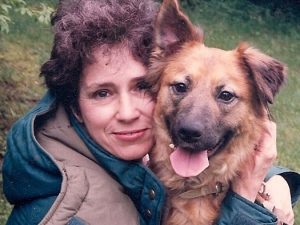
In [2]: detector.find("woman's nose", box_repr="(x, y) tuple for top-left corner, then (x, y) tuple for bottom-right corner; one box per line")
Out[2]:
(116, 93), (140, 122)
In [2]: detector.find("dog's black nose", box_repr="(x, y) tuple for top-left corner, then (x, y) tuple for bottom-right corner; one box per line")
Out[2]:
(178, 127), (202, 143)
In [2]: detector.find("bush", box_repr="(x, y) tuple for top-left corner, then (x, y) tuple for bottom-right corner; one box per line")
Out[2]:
(0, 0), (53, 33)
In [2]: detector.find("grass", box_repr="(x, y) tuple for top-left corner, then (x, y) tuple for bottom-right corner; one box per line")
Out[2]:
(0, 0), (299, 224)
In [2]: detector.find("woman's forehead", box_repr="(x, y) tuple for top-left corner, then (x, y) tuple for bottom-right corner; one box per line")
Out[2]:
(80, 46), (147, 87)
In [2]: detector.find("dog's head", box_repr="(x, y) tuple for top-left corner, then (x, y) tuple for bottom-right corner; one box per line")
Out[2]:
(147, 0), (287, 178)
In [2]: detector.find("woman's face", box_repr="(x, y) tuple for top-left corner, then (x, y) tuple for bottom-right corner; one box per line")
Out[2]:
(77, 46), (155, 160)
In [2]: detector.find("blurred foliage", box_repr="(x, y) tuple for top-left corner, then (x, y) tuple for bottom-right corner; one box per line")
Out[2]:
(182, 0), (300, 22)
(249, 0), (300, 17)
(0, 0), (53, 33)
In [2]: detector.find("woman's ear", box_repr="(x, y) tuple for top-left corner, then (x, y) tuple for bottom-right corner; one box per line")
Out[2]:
(71, 106), (83, 123)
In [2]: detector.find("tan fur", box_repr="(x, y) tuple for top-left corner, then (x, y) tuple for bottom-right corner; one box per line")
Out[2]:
(147, 1), (287, 224)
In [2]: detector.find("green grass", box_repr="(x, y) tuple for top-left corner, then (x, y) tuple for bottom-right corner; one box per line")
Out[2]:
(0, 0), (299, 224)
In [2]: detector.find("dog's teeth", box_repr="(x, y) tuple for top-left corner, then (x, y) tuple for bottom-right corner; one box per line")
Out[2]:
(169, 143), (175, 149)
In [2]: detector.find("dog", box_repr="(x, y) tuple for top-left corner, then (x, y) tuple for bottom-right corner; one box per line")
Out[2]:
(146, 0), (287, 224)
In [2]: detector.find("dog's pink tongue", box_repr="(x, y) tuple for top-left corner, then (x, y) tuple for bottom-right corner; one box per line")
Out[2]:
(170, 147), (209, 177)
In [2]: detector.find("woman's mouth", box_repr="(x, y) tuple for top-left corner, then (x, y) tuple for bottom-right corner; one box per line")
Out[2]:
(112, 128), (149, 141)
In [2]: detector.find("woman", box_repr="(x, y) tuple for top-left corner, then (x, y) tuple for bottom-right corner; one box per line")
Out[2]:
(2, 0), (299, 224)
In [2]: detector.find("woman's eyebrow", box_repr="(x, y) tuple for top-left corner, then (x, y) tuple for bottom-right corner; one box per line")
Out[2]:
(84, 82), (115, 90)
(131, 75), (147, 84)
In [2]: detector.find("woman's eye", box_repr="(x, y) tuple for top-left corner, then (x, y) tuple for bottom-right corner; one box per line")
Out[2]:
(218, 91), (235, 102)
(172, 82), (188, 94)
(95, 90), (110, 98)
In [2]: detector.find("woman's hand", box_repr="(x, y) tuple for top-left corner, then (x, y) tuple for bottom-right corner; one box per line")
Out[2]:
(263, 175), (294, 225)
(231, 121), (277, 202)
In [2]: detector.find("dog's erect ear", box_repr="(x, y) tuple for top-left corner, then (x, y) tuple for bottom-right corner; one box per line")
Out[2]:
(154, 0), (203, 57)
(237, 43), (287, 105)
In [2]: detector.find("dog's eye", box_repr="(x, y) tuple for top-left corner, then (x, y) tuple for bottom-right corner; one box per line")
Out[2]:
(172, 83), (188, 94)
(218, 91), (235, 102)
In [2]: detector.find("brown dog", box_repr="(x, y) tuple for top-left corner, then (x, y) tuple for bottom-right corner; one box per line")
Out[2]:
(146, 0), (287, 224)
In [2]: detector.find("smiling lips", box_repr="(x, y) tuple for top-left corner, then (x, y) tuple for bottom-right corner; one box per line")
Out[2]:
(112, 128), (149, 141)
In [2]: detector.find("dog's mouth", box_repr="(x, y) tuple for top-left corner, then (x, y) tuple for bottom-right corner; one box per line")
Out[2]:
(207, 130), (234, 157)
(169, 130), (234, 178)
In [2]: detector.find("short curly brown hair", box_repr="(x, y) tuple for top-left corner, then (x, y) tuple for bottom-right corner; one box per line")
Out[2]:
(41, 0), (159, 108)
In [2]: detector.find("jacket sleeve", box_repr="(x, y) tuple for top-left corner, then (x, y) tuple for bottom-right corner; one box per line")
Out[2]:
(6, 196), (57, 225)
(215, 190), (277, 225)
